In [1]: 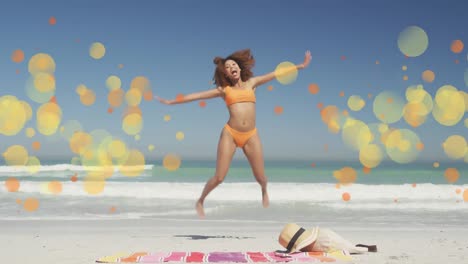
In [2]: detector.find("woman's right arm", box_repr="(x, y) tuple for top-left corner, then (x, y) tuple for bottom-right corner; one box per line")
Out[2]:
(155, 87), (223, 105)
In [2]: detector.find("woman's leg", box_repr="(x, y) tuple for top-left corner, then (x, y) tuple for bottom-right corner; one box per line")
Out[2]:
(196, 127), (237, 218)
(242, 132), (269, 208)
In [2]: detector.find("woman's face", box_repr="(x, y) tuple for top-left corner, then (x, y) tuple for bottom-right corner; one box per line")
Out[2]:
(224, 59), (241, 81)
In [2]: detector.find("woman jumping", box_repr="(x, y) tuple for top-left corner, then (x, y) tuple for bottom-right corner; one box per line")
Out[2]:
(155, 49), (311, 218)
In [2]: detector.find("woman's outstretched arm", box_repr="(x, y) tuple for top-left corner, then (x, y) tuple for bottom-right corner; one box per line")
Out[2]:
(251, 50), (311, 88)
(154, 87), (223, 105)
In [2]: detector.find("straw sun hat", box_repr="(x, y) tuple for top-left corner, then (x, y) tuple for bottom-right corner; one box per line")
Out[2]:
(278, 223), (318, 253)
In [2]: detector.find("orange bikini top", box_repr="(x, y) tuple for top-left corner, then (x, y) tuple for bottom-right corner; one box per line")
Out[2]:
(223, 86), (256, 106)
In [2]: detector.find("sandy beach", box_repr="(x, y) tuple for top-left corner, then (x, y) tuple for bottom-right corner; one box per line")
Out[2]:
(2, 0), (468, 263)
(2, 218), (467, 264)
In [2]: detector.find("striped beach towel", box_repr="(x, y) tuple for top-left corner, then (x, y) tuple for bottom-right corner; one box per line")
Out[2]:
(96, 250), (352, 263)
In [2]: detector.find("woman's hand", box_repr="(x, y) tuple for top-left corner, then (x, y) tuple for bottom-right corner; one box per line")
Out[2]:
(154, 95), (172, 105)
(299, 50), (312, 69)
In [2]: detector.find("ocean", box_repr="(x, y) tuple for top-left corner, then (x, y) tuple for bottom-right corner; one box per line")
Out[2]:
(1, 160), (467, 228)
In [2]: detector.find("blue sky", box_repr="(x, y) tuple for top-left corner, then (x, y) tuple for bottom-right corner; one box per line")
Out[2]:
(0, 0), (467, 162)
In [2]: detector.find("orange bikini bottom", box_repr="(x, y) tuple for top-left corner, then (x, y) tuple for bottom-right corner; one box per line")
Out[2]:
(224, 124), (257, 148)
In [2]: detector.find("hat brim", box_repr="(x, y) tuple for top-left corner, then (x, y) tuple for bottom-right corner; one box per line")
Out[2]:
(287, 227), (318, 253)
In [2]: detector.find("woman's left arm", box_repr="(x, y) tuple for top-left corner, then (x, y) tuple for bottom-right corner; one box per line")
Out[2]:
(251, 50), (311, 88)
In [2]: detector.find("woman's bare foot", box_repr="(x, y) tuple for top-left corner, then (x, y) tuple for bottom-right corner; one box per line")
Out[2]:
(195, 200), (205, 219)
(262, 190), (269, 208)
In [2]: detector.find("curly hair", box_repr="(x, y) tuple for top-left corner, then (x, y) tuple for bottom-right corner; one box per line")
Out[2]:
(212, 49), (255, 88)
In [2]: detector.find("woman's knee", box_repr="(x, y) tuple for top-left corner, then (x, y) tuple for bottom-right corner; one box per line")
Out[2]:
(213, 175), (225, 185)
(254, 174), (268, 185)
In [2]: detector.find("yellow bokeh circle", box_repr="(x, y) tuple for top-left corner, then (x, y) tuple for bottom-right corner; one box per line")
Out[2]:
(373, 91), (405, 124)
(119, 149), (145, 177)
(3, 145), (29, 166)
(26, 156), (41, 174)
(28, 53), (56, 75)
(89, 42), (106, 59)
(397, 26), (429, 57)
(359, 144), (383, 168)
(163, 154), (181, 171)
(25, 127), (36, 138)
(130, 76), (151, 93)
(405, 85), (433, 115)
(341, 119), (372, 151)
(333, 167), (357, 185)
(274, 61), (298, 85)
(385, 129), (422, 164)
(320, 105), (346, 134)
(48, 181), (63, 194)
(36, 102), (62, 136)
(403, 102), (429, 128)
(125, 89), (142, 106)
(176, 131), (185, 141)
(108, 88), (125, 108)
(122, 113), (143, 135)
(442, 135), (467, 160)
(347, 95), (365, 111)
(0, 96), (28, 136)
(83, 174), (106, 195)
(80, 89), (96, 106)
(106, 75), (121, 91)
(60, 120), (83, 141)
(69, 131), (93, 155)
(75, 84), (87, 96)
(33, 73), (56, 93)
(108, 139), (128, 159)
(432, 85), (465, 126)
